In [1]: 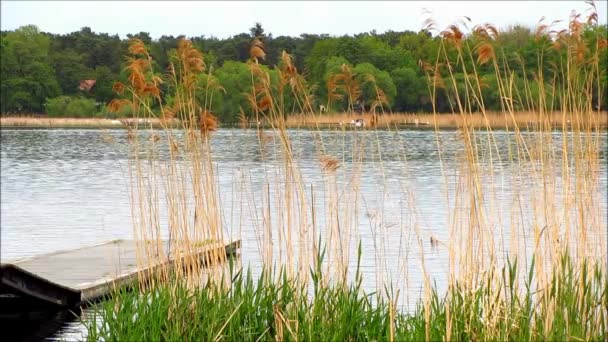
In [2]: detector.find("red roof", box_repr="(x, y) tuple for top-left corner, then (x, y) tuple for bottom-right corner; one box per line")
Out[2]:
(78, 79), (96, 91)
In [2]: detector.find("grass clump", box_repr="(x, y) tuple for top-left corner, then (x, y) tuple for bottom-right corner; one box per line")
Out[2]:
(85, 250), (607, 341)
(87, 247), (412, 341)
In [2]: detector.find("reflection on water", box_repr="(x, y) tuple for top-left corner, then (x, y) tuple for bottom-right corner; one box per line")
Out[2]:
(1, 128), (607, 340)
(0, 299), (81, 341)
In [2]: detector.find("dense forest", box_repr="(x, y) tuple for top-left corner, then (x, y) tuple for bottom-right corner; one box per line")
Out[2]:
(1, 21), (606, 122)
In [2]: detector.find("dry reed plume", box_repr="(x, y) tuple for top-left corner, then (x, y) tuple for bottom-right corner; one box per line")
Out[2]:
(107, 37), (229, 290)
(99, 4), (607, 340)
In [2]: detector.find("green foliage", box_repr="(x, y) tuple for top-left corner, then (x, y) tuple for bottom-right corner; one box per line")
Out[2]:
(45, 96), (98, 117)
(398, 31), (439, 63)
(84, 253), (606, 341)
(66, 97), (98, 117)
(306, 38), (341, 83)
(1, 20), (607, 116)
(360, 34), (414, 71)
(324, 56), (351, 77)
(49, 49), (93, 95)
(353, 63), (396, 108)
(322, 56), (351, 109)
(206, 61), (253, 123)
(1, 25), (61, 113)
(391, 67), (429, 112)
(92, 66), (116, 104)
(44, 96), (71, 117)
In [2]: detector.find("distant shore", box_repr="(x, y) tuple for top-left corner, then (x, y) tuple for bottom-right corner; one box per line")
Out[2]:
(0, 117), (176, 129)
(2, 111), (607, 130)
(283, 111), (608, 130)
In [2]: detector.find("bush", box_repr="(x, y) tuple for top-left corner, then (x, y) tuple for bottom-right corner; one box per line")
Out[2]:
(45, 96), (99, 117)
(44, 96), (71, 117)
(65, 97), (97, 117)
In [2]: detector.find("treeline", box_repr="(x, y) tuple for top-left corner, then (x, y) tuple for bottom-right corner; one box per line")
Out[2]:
(1, 21), (606, 120)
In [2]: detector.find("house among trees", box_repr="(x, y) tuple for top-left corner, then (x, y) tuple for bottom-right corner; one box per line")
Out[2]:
(78, 79), (97, 92)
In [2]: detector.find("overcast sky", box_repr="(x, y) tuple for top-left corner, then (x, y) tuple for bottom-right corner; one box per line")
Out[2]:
(2, 1), (607, 39)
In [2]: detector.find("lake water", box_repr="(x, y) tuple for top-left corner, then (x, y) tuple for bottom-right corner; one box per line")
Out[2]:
(1, 128), (606, 340)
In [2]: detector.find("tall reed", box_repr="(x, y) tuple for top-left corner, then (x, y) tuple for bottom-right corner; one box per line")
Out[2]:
(88, 4), (607, 340)
(419, 3), (607, 339)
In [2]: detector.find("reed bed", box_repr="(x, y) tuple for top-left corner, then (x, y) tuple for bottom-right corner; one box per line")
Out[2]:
(84, 5), (607, 341)
(0, 116), (123, 128)
(3, 110), (606, 130)
(283, 110), (608, 129)
(0, 116), (180, 128)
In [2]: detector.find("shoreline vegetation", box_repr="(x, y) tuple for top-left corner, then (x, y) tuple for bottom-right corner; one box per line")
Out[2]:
(10, 2), (600, 340)
(87, 254), (607, 341)
(2, 10), (606, 122)
(2, 110), (607, 129)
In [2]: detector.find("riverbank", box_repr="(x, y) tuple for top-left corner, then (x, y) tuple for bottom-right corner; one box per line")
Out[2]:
(285, 110), (608, 129)
(0, 117), (177, 129)
(3, 111), (606, 130)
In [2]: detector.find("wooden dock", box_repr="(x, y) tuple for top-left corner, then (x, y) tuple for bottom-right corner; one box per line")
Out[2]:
(0, 239), (240, 307)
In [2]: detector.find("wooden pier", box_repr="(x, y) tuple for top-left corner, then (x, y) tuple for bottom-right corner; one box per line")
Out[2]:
(0, 239), (240, 308)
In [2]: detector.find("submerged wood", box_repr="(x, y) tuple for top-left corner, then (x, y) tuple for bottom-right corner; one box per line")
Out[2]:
(0, 239), (240, 307)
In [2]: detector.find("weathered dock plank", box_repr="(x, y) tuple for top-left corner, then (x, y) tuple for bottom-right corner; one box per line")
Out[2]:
(0, 239), (240, 307)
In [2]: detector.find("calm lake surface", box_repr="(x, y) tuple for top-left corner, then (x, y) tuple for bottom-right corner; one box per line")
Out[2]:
(1, 128), (606, 340)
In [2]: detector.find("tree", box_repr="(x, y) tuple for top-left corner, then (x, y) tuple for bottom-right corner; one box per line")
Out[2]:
(250, 22), (265, 38)
(266, 35), (296, 67)
(360, 35), (410, 71)
(206, 61), (254, 122)
(2, 19), (604, 115)
(150, 35), (180, 72)
(353, 63), (396, 110)
(64, 27), (123, 72)
(398, 31), (439, 64)
(92, 66), (116, 104)
(391, 67), (426, 111)
(336, 37), (370, 66)
(294, 33), (327, 72)
(323, 56), (352, 111)
(305, 38), (340, 84)
(0, 25), (60, 113)
(49, 49), (93, 95)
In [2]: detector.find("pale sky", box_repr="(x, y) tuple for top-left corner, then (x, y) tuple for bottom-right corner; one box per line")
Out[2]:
(1, 1), (607, 39)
